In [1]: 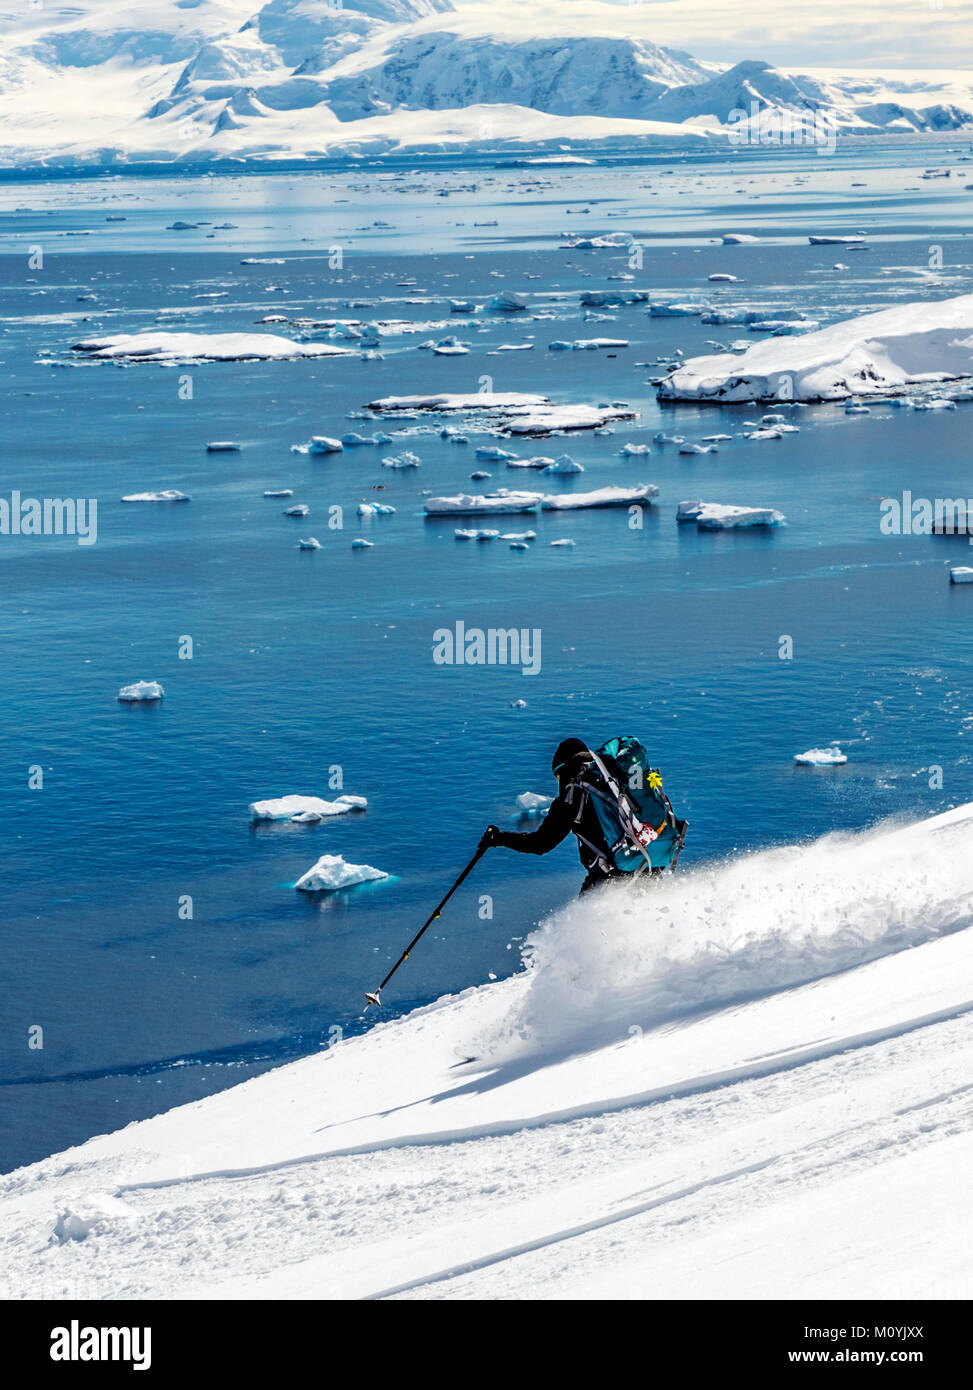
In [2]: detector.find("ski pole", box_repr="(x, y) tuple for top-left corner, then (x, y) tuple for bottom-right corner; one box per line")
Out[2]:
(364, 843), (487, 1009)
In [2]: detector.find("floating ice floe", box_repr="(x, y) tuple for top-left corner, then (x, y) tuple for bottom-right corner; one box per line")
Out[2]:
(298, 537), (321, 550)
(295, 854), (388, 892)
(488, 290), (529, 311)
(950, 567), (973, 584)
(118, 680), (164, 702)
(121, 490), (189, 502)
(206, 441), (240, 452)
(506, 456), (555, 469)
(549, 338), (628, 350)
(679, 443), (718, 455)
(561, 234), (632, 250)
(72, 332), (357, 363)
(449, 299), (481, 313)
(352, 539), (373, 548)
(250, 794), (366, 822)
(284, 504), (309, 516)
(425, 490), (542, 515)
(382, 451), (421, 469)
(455, 528), (500, 541)
(580, 290), (649, 307)
(431, 337), (469, 356)
(677, 500), (786, 529)
(342, 432), (392, 446)
(808, 235), (865, 245)
(542, 484), (658, 510)
(357, 502), (395, 516)
(620, 443), (651, 456)
(476, 446), (519, 461)
(659, 293), (973, 403)
(264, 489), (293, 497)
(544, 454), (584, 474)
(501, 530), (536, 542)
(366, 393), (636, 435)
(550, 538), (576, 546)
(650, 303), (707, 317)
(702, 307), (808, 326)
(708, 274), (741, 282)
(516, 791), (553, 816)
(291, 436), (343, 455)
(721, 234), (759, 244)
(745, 428), (784, 440)
(794, 746), (848, 765)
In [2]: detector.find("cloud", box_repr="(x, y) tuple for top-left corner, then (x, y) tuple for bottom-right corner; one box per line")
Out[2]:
(449, 0), (973, 70)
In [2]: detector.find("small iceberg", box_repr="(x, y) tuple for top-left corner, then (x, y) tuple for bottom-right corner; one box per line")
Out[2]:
(794, 747), (848, 765)
(120, 490), (189, 503)
(677, 500), (785, 529)
(950, 567), (973, 584)
(721, 233), (759, 244)
(264, 489), (293, 498)
(544, 455), (584, 474)
(488, 290), (529, 311)
(455, 528), (500, 541)
(118, 680), (164, 702)
(476, 446), (519, 461)
(541, 484), (658, 510)
(357, 502), (395, 516)
(206, 440), (240, 452)
(620, 443), (651, 456)
(284, 504), (309, 516)
(425, 491), (542, 515)
(250, 794), (366, 822)
(295, 854), (388, 892)
(382, 451), (421, 469)
(516, 791), (553, 817)
(352, 538), (374, 548)
(298, 537), (321, 550)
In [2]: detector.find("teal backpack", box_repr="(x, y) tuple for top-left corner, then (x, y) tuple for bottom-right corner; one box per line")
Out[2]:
(576, 737), (688, 875)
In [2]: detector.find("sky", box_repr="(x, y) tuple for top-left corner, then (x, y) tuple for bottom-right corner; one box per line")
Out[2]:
(454, 0), (973, 71)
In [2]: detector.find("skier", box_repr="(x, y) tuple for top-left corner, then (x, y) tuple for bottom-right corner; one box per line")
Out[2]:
(479, 737), (687, 894)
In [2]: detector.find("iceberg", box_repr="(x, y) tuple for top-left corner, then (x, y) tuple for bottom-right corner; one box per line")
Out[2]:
(677, 500), (786, 529)
(295, 854), (388, 893)
(367, 393), (636, 434)
(455, 528), (500, 541)
(544, 455), (584, 474)
(516, 791), (553, 816)
(488, 291), (529, 312)
(794, 747), (848, 765)
(425, 491), (542, 515)
(250, 794), (367, 823)
(541, 484), (658, 510)
(721, 234), (759, 244)
(659, 293), (973, 403)
(284, 504), (309, 517)
(357, 502), (395, 516)
(206, 441), (240, 452)
(118, 680), (164, 702)
(298, 538), (321, 550)
(381, 452), (421, 469)
(120, 490), (189, 503)
(73, 333), (357, 363)
(950, 567), (973, 584)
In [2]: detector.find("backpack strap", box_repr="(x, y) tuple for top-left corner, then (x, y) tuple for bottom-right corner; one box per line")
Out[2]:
(563, 778), (616, 877)
(587, 750), (657, 874)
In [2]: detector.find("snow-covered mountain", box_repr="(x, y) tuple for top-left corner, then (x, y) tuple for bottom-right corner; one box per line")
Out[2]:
(0, 1), (972, 166)
(4, 802), (973, 1297)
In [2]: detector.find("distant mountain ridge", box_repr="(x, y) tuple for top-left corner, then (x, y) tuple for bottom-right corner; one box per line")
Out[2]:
(1, 0), (971, 166)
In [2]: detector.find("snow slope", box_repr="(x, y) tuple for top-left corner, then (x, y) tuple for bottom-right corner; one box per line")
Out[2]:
(0, 1), (971, 166)
(658, 292), (973, 402)
(3, 801), (973, 1299)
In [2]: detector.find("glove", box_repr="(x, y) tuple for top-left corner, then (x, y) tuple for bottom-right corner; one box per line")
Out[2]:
(479, 825), (501, 851)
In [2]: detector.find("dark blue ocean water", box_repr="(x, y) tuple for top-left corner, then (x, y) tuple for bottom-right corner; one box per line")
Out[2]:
(2, 146), (972, 1171)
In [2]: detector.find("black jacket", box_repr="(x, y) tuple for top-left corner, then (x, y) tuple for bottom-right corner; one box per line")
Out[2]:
(494, 780), (613, 877)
